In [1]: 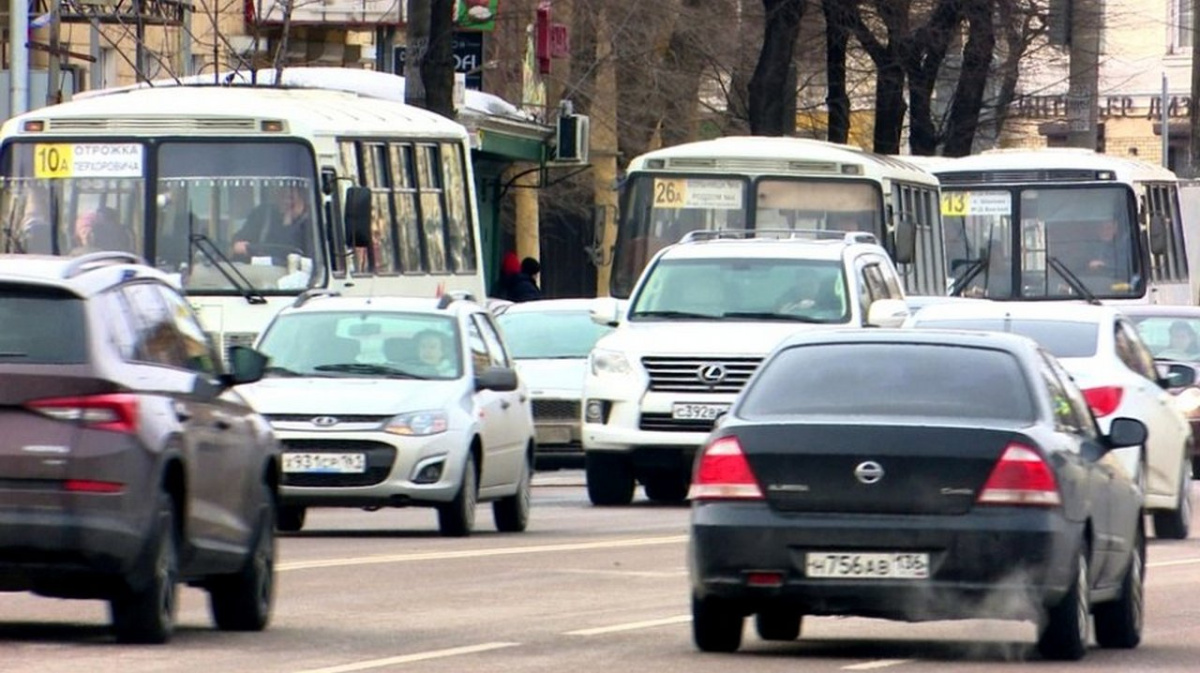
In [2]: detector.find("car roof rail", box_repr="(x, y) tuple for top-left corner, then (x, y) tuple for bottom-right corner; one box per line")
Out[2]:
(292, 288), (341, 308)
(62, 251), (143, 279)
(437, 290), (478, 310)
(678, 229), (878, 245)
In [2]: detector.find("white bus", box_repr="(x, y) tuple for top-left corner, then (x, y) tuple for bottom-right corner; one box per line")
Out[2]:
(0, 80), (485, 354)
(928, 148), (1195, 305)
(611, 136), (948, 297)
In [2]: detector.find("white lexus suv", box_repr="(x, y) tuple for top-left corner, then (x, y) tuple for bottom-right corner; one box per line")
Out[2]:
(582, 231), (911, 506)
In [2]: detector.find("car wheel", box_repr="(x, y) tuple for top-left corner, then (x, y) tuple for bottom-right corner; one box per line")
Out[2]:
(110, 491), (178, 644)
(1152, 467), (1192, 540)
(493, 453), (531, 533)
(209, 488), (276, 631)
(692, 594), (743, 653)
(1094, 522), (1144, 649)
(754, 609), (801, 641)
(1036, 544), (1090, 661)
(643, 469), (690, 503)
(438, 453), (478, 537)
(277, 505), (306, 533)
(585, 452), (635, 506)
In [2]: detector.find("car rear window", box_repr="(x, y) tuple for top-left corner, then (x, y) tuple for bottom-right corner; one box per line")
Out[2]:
(739, 343), (1035, 422)
(0, 287), (87, 364)
(912, 318), (1098, 358)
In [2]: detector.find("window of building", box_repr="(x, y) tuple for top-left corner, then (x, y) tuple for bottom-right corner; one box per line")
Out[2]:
(1173, 0), (1194, 53)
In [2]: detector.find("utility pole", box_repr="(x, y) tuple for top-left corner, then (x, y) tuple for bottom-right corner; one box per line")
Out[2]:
(1066, 0), (1102, 149)
(46, 0), (63, 106)
(1189, 0), (1200, 175)
(592, 4), (619, 298)
(10, 0), (29, 115)
(405, 0), (430, 109)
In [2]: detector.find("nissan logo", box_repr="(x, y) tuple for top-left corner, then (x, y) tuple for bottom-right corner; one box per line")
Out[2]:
(697, 364), (727, 385)
(311, 416), (340, 427)
(854, 461), (885, 485)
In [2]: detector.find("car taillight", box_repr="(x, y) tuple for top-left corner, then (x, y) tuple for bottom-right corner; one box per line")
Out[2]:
(1082, 386), (1124, 418)
(64, 479), (124, 494)
(27, 394), (139, 434)
(687, 436), (764, 501)
(976, 443), (1061, 506)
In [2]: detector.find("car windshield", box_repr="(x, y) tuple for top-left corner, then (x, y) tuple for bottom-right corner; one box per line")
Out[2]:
(739, 343), (1035, 422)
(630, 257), (849, 323)
(0, 287), (87, 363)
(497, 309), (613, 359)
(912, 318), (1099, 358)
(1130, 316), (1200, 362)
(257, 311), (462, 380)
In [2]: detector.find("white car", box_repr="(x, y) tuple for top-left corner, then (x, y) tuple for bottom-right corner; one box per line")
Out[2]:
(495, 298), (616, 469)
(582, 230), (911, 506)
(238, 292), (535, 537)
(907, 301), (1193, 539)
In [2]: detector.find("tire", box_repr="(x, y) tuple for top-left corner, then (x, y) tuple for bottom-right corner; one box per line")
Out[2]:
(438, 453), (478, 537)
(209, 490), (276, 631)
(110, 492), (179, 644)
(1094, 524), (1144, 649)
(585, 452), (635, 506)
(754, 609), (802, 642)
(1152, 467), (1192, 540)
(643, 469), (690, 503)
(1191, 455), (1200, 480)
(493, 454), (531, 533)
(692, 594), (743, 653)
(276, 505), (306, 533)
(1036, 545), (1090, 661)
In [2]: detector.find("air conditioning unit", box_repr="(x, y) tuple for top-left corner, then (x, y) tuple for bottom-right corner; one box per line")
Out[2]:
(555, 113), (589, 164)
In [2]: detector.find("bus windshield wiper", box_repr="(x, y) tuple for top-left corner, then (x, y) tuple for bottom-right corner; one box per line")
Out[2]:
(948, 257), (988, 297)
(313, 363), (430, 379)
(189, 234), (267, 305)
(721, 311), (827, 323)
(264, 365), (304, 377)
(629, 310), (719, 320)
(1047, 257), (1101, 305)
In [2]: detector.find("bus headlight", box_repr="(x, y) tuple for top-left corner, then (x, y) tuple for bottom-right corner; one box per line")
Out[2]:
(590, 349), (632, 376)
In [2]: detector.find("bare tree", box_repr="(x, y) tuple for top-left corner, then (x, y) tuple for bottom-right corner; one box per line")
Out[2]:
(748, 0), (809, 135)
(822, 0), (853, 143)
(942, 0), (996, 156)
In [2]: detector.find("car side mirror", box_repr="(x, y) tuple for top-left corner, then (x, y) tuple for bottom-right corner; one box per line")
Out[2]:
(1161, 363), (1197, 389)
(1148, 214), (1168, 256)
(590, 296), (621, 327)
(865, 298), (909, 328)
(225, 346), (268, 386)
(476, 366), (519, 392)
(892, 218), (916, 265)
(343, 185), (373, 248)
(1106, 417), (1148, 449)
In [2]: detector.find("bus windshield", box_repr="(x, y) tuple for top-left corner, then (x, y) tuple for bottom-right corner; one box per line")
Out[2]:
(0, 139), (325, 295)
(944, 185), (1140, 300)
(612, 174), (881, 298)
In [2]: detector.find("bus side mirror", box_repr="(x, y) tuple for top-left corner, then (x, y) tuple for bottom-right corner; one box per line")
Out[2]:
(343, 186), (373, 247)
(1148, 214), (1168, 255)
(893, 218), (916, 264)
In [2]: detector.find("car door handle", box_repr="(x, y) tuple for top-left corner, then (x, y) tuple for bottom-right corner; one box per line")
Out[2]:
(214, 419), (232, 431)
(173, 402), (192, 422)
(500, 400), (512, 410)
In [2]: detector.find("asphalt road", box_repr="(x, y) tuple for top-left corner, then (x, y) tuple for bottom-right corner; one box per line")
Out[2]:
(2, 473), (1199, 673)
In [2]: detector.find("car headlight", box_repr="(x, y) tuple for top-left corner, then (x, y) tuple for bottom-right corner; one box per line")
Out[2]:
(384, 411), (449, 436)
(590, 348), (632, 376)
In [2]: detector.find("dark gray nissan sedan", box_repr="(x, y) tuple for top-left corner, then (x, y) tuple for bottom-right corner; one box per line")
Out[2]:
(687, 329), (1146, 661)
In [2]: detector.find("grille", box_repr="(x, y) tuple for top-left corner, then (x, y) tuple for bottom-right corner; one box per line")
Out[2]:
(281, 440), (396, 487)
(532, 400), (580, 420)
(639, 413), (718, 432)
(641, 356), (761, 394)
(938, 169), (1097, 185)
(46, 117), (258, 132)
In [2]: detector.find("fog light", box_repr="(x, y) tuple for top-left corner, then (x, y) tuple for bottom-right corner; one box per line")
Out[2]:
(585, 400), (604, 423)
(413, 459), (444, 484)
(745, 571), (785, 588)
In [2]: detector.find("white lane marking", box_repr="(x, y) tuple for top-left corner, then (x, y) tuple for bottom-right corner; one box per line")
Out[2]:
(565, 615), (693, 636)
(841, 660), (913, 671)
(279, 535), (688, 571)
(552, 568), (688, 579)
(1148, 557), (1200, 568)
(293, 642), (519, 673)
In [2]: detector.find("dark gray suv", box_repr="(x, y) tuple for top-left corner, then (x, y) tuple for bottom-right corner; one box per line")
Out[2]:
(0, 252), (280, 644)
